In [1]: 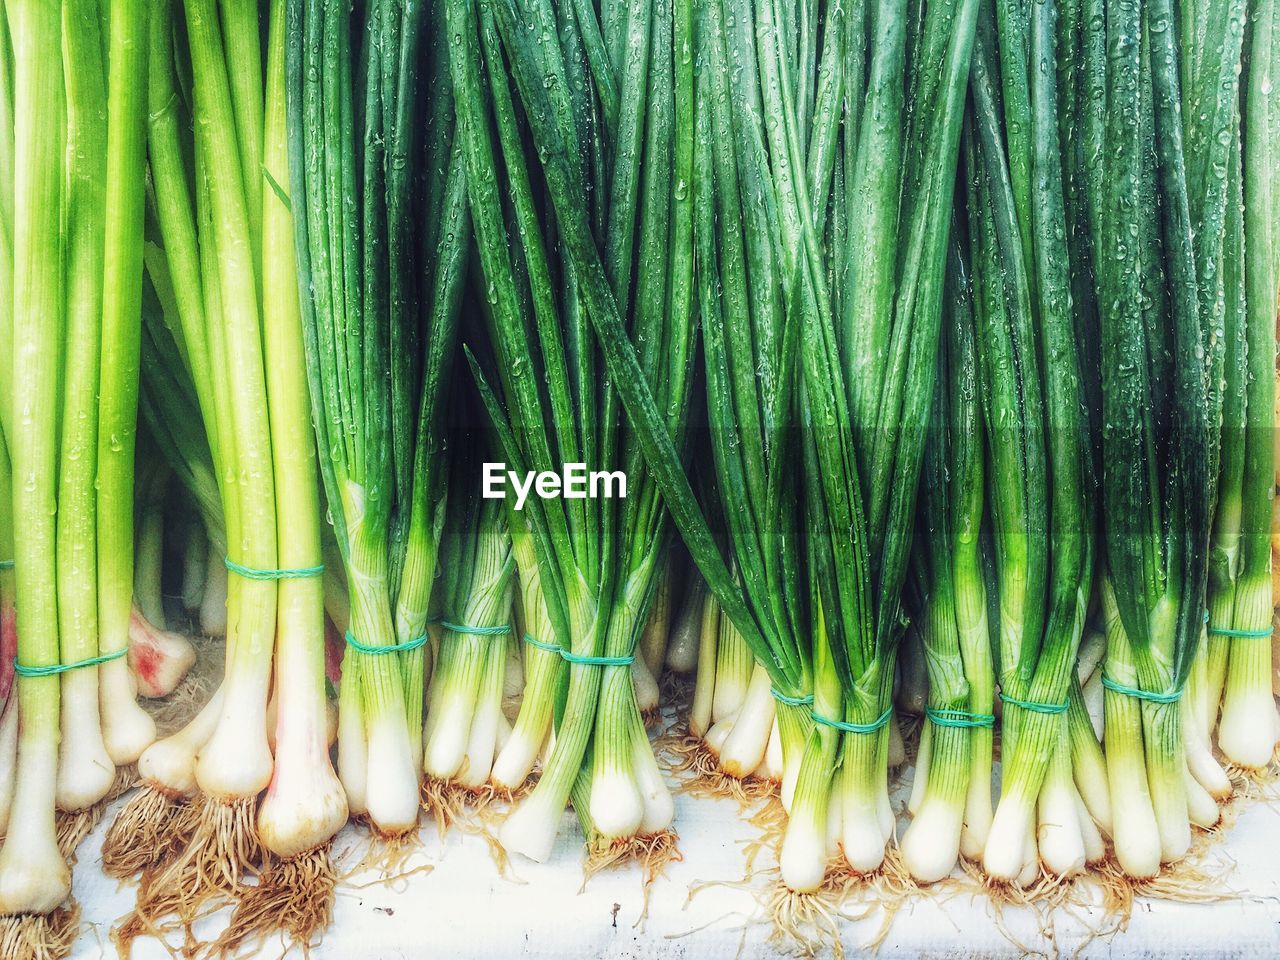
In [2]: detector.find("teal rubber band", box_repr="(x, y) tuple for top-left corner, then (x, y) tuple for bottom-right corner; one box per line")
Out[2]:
(344, 632), (428, 655)
(926, 707), (995, 729)
(439, 620), (511, 637)
(810, 706), (893, 734)
(999, 693), (1068, 715)
(0, 559), (13, 570)
(770, 687), (815, 707)
(522, 633), (629, 665)
(523, 633), (561, 654)
(224, 557), (324, 581)
(14, 647), (127, 678)
(1207, 624), (1273, 639)
(1100, 675), (1182, 704)
(559, 649), (635, 666)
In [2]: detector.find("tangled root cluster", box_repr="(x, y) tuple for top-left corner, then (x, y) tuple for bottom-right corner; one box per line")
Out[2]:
(582, 830), (682, 924)
(664, 735), (779, 806)
(210, 847), (338, 959)
(0, 907), (80, 960)
(114, 795), (260, 956)
(102, 784), (199, 879)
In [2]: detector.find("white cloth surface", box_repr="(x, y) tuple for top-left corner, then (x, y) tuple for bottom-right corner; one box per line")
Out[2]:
(64, 762), (1280, 959)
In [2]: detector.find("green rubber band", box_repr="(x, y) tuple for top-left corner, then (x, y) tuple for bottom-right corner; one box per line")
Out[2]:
(523, 633), (561, 654)
(439, 620), (511, 637)
(1207, 625), (1273, 639)
(224, 557), (324, 581)
(559, 649), (635, 666)
(926, 707), (995, 728)
(999, 693), (1068, 715)
(344, 632), (428, 655)
(14, 648), (127, 678)
(0, 559), (13, 570)
(811, 706), (893, 734)
(522, 633), (630, 665)
(770, 688), (815, 707)
(1100, 675), (1182, 704)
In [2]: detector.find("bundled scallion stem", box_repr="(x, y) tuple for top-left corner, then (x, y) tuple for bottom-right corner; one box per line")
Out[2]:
(900, 236), (994, 883)
(1214, 0), (1280, 770)
(109, 0), (282, 918)
(0, 0), (70, 923)
(451, 0), (697, 862)
(287, 0), (465, 837)
(964, 0), (1095, 884)
(2, 1), (152, 947)
(772, 0), (979, 890)
(423, 485), (515, 793)
(1080, 0), (1237, 879)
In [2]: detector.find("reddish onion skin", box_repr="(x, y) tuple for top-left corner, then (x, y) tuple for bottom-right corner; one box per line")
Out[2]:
(130, 641), (163, 692)
(0, 603), (15, 702)
(127, 607), (196, 698)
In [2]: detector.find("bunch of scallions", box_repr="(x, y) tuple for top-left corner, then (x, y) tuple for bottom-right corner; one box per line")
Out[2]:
(0, 0), (154, 950)
(1081, 0), (1278, 879)
(100, 0), (346, 948)
(1195, 0), (1280, 776)
(448, 0), (701, 865)
(898, 234), (995, 884)
(286, 0), (467, 840)
(952, 0), (1100, 885)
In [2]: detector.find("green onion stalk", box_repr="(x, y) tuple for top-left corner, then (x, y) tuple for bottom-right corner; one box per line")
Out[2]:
(1056, 0), (1127, 844)
(1083, 0), (1230, 879)
(757, 0), (977, 890)
(636, 553), (675, 714)
(199, 8), (354, 944)
(0, 5), (9, 642)
(664, 561), (706, 677)
(452, 0), (696, 861)
(0, 426), (14, 729)
(686, 593), (738, 744)
(1178, 0), (1248, 775)
(178, 513), (208, 618)
(679, 0), (812, 800)
(53, 0), (117, 818)
(0, 11), (15, 843)
(900, 236), (996, 884)
(0, 0), (69, 924)
(489, 512), (561, 791)
(0, 0), (152, 940)
(107, 0), (283, 914)
(1199, 145), (1249, 766)
(897, 628), (930, 721)
(136, 254), (230, 644)
(95, 0), (160, 774)
(963, 1), (1095, 884)
(422, 482), (515, 793)
(287, 0), (465, 836)
(159, 0), (277, 804)
(253, 0), (349, 868)
(132, 460), (168, 628)
(0, 446), (11, 714)
(1213, 0), (1280, 771)
(200, 544), (230, 637)
(102, 2), (231, 876)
